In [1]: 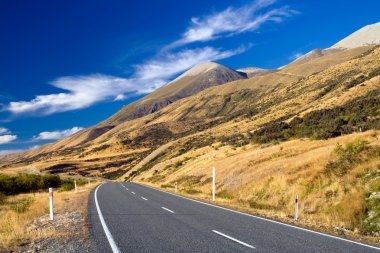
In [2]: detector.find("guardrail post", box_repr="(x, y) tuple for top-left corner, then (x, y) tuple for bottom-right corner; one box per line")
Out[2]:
(212, 167), (216, 201)
(294, 194), (299, 221)
(49, 188), (54, 220)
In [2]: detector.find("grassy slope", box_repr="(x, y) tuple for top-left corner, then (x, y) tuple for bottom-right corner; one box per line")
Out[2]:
(134, 130), (380, 240)
(0, 45), (379, 242)
(0, 182), (98, 251)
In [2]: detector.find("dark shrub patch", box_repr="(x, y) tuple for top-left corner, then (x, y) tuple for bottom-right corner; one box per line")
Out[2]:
(251, 89), (380, 143)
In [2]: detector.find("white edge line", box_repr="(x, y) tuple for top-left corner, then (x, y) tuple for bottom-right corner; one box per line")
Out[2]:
(136, 183), (380, 250)
(141, 197), (148, 200)
(161, 207), (175, 213)
(95, 184), (120, 253)
(213, 230), (255, 249)
(131, 191), (135, 194)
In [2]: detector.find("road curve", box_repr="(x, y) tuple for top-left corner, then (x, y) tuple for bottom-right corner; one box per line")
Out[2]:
(88, 182), (380, 253)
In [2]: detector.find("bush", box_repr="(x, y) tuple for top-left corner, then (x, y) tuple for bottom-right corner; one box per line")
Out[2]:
(59, 182), (75, 191)
(325, 139), (371, 176)
(0, 173), (85, 195)
(251, 89), (380, 143)
(0, 173), (61, 195)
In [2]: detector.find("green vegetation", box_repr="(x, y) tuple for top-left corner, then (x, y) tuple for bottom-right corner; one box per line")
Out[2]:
(0, 173), (87, 195)
(252, 90), (380, 143)
(325, 139), (379, 176)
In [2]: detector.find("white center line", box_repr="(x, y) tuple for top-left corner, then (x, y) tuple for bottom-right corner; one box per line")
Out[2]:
(125, 188), (129, 190)
(141, 197), (148, 200)
(161, 207), (175, 213)
(212, 230), (255, 249)
(131, 192), (135, 194)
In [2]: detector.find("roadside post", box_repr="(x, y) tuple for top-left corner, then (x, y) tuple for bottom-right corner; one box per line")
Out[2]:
(294, 194), (299, 221)
(49, 188), (54, 220)
(212, 166), (216, 201)
(75, 180), (78, 192)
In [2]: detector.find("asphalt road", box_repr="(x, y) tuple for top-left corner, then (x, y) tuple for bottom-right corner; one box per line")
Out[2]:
(88, 182), (380, 253)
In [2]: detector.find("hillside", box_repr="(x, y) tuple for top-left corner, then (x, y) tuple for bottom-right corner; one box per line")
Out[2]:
(1, 23), (380, 241)
(333, 22), (380, 49)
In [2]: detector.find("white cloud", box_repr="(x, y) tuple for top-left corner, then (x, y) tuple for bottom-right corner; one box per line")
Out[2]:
(134, 46), (247, 82)
(289, 52), (304, 61)
(0, 134), (17, 144)
(7, 75), (136, 115)
(34, 126), (84, 140)
(114, 94), (127, 101)
(167, 0), (295, 48)
(0, 127), (9, 134)
(6, 46), (246, 116)
(4, 1), (295, 117)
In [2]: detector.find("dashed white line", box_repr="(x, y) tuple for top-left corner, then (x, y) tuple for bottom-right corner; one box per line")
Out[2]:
(139, 183), (380, 251)
(141, 197), (148, 200)
(213, 230), (255, 249)
(131, 191), (135, 194)
(125, 188), (129, 190)
(161, 207), (175, 213)
(95, 184), (121, 253)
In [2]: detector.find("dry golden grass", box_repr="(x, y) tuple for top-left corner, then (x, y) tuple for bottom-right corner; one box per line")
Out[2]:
(136, 130), (380, 243)
(0, 182), (98, 251)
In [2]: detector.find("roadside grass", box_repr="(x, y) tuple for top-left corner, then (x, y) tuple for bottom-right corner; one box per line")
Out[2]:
(136, 130), (380, 243)
(0, 181), (98, 251)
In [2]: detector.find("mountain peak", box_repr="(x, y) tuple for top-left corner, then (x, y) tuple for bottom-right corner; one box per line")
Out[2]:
(176, 61), (228, 79)
(332, 21), (380, 49)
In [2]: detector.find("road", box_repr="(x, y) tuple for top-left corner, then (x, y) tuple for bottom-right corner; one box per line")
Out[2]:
(88, 182), (380, 253)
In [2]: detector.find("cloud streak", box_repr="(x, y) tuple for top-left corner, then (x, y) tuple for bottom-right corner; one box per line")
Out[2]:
(0, 127), (9, 134)
(4, 0), (295, 117)
(6, 46), (246, 116)
(166, 0), (295, 49)
(33, 126), (84, 140)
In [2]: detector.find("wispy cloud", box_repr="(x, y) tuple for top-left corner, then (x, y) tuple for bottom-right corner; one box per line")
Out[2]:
(134, 46), (247, 82)
(289, 52), (304, 61)
(0, 127), (9, 134)
(4, 0), (295, 117)
(33, 126), (84, 140)
(166, 0), (295, 49)
(0, 134), (17, 144)
(5, 46), (246, 116)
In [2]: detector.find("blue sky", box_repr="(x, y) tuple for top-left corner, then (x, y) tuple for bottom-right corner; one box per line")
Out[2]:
(0, 0), (379, 154)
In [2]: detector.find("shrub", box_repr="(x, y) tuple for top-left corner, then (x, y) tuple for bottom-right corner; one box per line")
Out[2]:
(325, 139), (370, 176)
(59, 182), (75, 191)
(251, 89), (380, 143)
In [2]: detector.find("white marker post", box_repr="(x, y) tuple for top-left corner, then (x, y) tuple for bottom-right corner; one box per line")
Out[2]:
(49, 188), (54, 220)
(294, 194), (299, 221)
(212, 166), (216, 202)
(75, 180), (78, 193)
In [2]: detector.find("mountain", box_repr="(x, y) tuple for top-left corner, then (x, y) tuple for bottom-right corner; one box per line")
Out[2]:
(285, 22), (380, 67)
(1, 23), (380, 238)
(237, 67), (277, 77)
(332, 21), (380, 49)
(0, 62), (246, 163)
(104, 62), (247, 125)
